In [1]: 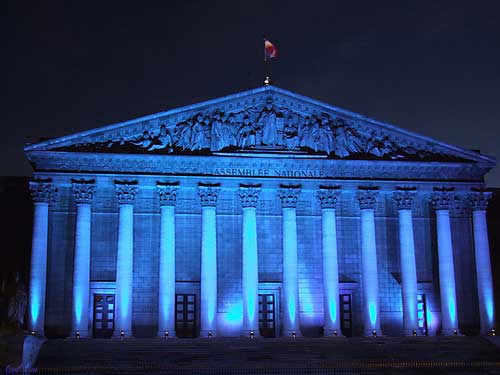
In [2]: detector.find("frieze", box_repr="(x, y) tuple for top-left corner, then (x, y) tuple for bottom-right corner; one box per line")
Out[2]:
(26, 151), (489, 182)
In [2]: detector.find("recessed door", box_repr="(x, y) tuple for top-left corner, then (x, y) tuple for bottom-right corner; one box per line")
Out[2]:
(258, 294), (276, 338)
(175, 294), (197, 338)
(340, 293), (353, 337)
(417, 293), (428, 335)
(93, 294), (115, 338)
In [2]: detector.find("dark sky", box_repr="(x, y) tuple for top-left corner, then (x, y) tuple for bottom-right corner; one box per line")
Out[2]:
(5, 1), (500, 185)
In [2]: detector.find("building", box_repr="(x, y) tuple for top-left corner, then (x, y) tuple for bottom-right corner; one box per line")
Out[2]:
(24, 85), (497, 338)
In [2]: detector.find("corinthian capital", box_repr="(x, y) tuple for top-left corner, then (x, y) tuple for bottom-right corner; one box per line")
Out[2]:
(468, 191), (492, 211)
(115, 181), (138, 205)
(238, 186), (261, 208)
(430, 188), (455, 211)
(29, 180), (57, 203)
(157, 183), (179, 206)
(278, 186), (301, 208)
(356, 188), (378, 209)
(317, 187), (341, 209)
(198, 184), (220, 207)
(393, 189), (416, 210)
(72, 179), (95, 204)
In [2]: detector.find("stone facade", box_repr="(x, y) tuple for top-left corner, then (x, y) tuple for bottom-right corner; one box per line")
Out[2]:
(24, 86), (496, 338)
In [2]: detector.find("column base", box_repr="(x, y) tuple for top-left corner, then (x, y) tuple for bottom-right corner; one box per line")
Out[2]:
(282, 329), (302, 338)
(240, 329), (261, 338)
(68, 330), (91, 339)
(112, 330), (134, 339)
(403, 328), (420, 337)
(323, 328), (345, 337)
(440, 328), (461, 336)
(364, 328), (382, 337)
(200, 329), (217, 338)
(157, 330), (176, 338)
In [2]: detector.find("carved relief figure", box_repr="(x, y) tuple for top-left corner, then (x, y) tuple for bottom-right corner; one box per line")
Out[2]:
(131, 131), (154, 149)
(283, 113), (299, 150)
(190, 116), (206, 150)
(148, 124), (173, 152)
(365, 132), (394, 157)
(332, 119), (364, 157)
(238, 115), (256, 148)
(210, 112), (226, 151)
(174, 120), (193, 150)
(258, 98), (278, 146)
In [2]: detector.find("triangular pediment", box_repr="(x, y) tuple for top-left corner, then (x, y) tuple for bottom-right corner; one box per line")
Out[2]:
(24, 86), (495, 165)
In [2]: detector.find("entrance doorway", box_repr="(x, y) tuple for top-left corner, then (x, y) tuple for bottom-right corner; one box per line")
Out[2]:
(339, 293), (353, 337)
(93, 294), (115, 338)
(258, 293), (276, 337)
(417, 293), (428, 335)
(175, 294), (197, 338)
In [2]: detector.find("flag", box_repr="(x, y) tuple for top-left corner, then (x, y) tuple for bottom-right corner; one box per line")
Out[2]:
(264, 38), (279, 60)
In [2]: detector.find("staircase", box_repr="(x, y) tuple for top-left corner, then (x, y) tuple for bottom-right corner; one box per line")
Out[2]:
(34, 336), (500, 374)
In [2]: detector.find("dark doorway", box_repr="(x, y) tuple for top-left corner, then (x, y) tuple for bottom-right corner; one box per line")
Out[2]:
(258, 293), (276, 337)
(417, 293), (428, 335)
(93, 294), (115, 338)
(175, 294), (197, 338)
(340, 293), (353, 337)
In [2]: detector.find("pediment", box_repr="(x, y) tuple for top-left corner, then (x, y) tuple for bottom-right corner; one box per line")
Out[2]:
(24, 86), (495, 165)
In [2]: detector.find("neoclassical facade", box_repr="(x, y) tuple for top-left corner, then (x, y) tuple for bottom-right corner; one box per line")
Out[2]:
(24, 86), (496, 338)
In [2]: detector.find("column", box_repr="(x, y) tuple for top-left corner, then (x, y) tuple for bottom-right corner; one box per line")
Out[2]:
(356, 188), (381, 336)
(238, 186), (261, 337)
(113, 181), (138, 338)
(431, 189), (459, 335)
(317, 187), (342, 336)
(156, 183), (179, 338)
(198, 185), (219, 337)
(393, 189), (418, 336)
(468, 191), (495, 334)
(28, 181), (56, 336)
(278, 186), (301, 337)
(71, 180), (95, 338)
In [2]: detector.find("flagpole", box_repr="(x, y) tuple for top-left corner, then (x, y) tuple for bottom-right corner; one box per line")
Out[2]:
(264, 39), (271, 86)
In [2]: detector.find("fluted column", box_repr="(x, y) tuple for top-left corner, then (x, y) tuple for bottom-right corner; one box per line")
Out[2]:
(356, 188), (381, 336)
(278, 186), (301, 337)
(468, 191), (495, 334)
(198, 185), (220, 337)
(238, 186), (261, 337)
(393, 189), (418, 336)
(71, 180), (95, 338)
(157, 183), (179, 338)
(317, 187), (342, 336)
(431, 189), (459, 335)
(113, 181), (138, 338)
(28, 181), (56, 336)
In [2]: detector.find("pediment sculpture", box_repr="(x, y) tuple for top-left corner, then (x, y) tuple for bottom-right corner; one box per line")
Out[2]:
(58, 97), (463, 162)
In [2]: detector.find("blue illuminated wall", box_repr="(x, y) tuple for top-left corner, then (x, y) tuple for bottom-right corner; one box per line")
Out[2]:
(38, 175), (485, 338)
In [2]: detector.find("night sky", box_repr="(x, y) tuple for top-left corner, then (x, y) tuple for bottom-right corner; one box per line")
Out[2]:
(5, 1), (500, 185)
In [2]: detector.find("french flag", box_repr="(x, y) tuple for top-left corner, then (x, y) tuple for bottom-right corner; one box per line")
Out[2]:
(264, 38), (279, 60)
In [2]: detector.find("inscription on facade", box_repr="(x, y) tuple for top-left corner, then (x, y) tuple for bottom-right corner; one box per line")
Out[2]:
(212, 167), (325, 178)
